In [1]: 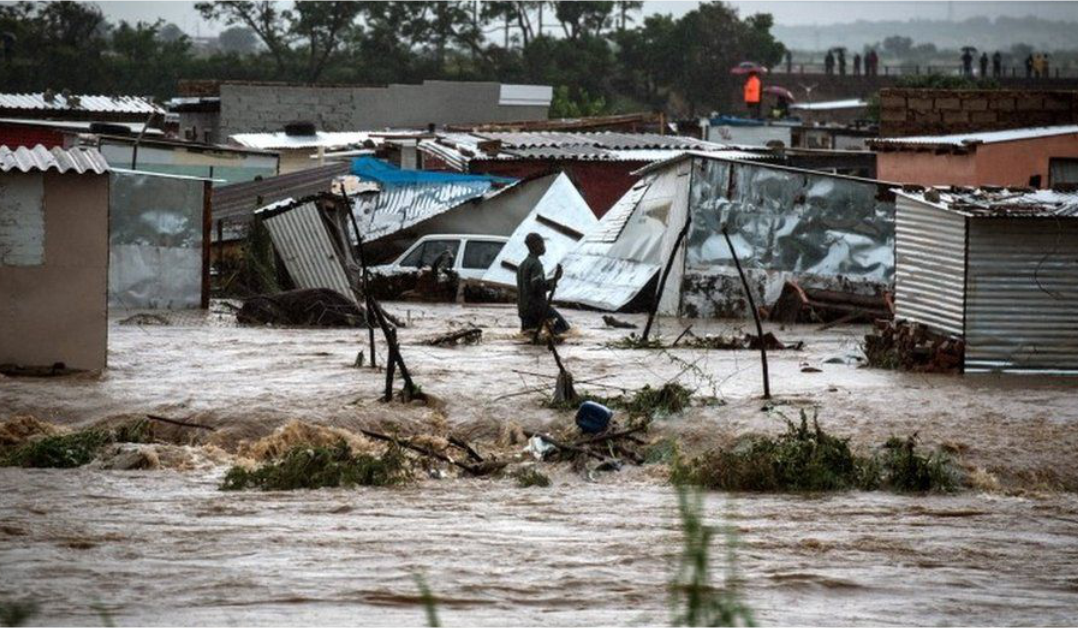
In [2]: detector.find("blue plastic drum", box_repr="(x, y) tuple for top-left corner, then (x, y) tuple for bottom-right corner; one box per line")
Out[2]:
(575, 401), (614, 434)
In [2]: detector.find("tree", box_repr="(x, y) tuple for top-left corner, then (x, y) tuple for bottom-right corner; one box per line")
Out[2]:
(218, 26), (258, 54)
(292, 1), (361, 81)
(157, 22), (186, 43)
(553, 1), (613, 40)
(882, 35), (914, 57)
(196, 1), (293, 75)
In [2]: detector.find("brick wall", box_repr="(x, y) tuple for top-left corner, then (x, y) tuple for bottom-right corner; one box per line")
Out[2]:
(879, 88), (1078, 136)
(215, 80), (549, 138)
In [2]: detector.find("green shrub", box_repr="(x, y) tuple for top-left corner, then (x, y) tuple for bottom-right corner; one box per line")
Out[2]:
(221, 440), (411, 491)
(545, 383), (694, 420)
(863, 435), (959, 492)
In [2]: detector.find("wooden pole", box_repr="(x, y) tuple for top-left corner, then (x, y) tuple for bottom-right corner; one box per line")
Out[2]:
(722, 227), (770, 399)
(340, 191), (377, 368)
(200, 180), (212, 309)
(642, 212), (692, 342)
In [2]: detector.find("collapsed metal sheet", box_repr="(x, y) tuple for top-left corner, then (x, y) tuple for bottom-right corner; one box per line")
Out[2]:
(555, 172), (679, 311)
(350, 181), (493, 243)
(482, 173), (597, 288)
(682, 158), (895, 315)
(263, 202), (355, 301)
(108, 171), (205, 310)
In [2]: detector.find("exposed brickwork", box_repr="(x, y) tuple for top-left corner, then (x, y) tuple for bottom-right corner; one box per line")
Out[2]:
(879, 88), (1078, 136)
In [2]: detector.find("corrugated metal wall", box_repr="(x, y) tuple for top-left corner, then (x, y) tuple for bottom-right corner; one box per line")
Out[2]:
(894, 196), (968, 336)
(965, 218), (1078, 374)
(263, 202), (355, 301)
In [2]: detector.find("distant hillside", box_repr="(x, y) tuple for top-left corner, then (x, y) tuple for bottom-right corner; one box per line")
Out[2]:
(774, 16), (1078, 52)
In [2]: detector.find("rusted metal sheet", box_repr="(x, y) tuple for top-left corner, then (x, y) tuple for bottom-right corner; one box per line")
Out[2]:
(965, 219), (1078, 374)
(262, 202), (355, 301)
(893, 194), (967, 336)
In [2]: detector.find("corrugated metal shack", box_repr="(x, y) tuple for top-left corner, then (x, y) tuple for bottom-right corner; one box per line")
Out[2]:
(895, 187), (1078, 374)
(556, 151), (897, 318)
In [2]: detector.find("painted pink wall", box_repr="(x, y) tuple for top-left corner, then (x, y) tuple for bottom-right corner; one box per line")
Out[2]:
(877, 132), (1078, 187)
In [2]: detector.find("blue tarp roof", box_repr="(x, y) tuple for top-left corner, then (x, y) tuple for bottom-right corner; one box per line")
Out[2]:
(351, 156), (515, 186)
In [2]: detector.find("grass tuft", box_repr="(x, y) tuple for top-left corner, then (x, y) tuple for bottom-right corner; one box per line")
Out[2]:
(604, 333), (665, 350)
(220, 440), (411, 491)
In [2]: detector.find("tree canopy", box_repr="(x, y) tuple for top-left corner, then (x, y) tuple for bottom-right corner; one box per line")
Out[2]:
(0, 1), (785, 117)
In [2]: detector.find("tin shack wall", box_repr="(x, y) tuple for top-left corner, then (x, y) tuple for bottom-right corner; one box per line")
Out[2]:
(893, 195), (968, 337)
(681, 157), (895, 318)
(965, 217), (1078, 374)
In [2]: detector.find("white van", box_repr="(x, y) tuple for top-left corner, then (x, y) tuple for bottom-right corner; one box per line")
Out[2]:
(371, 234), (509, 281)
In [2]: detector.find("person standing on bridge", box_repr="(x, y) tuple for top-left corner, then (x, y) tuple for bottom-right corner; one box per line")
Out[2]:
(838, 49), (847, 76)
(961, 48), (974, 77)
(979, 53), (989, 78)
(992, 51), (1002, 78)
(853, 53), (862, 76)
(865, 49), (879, 76)
(743, 69), (762, 119)
(824, 50), (835, 76)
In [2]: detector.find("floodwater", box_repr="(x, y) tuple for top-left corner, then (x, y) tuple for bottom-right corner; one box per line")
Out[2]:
(3, 303), (1078, 625)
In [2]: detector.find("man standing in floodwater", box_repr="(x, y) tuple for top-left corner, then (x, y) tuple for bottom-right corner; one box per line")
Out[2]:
(516, 233), (569, 335)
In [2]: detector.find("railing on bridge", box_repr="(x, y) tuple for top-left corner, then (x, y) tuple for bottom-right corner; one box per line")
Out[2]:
(771, 63), (1078, 79)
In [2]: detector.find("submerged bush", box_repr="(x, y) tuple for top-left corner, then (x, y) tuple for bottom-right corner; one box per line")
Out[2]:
(671, 411), (959, 493)
(0, 430), (112, 468)
(0, 419), (156, 469)
(513, 467), (551, 488)
(220, 440), (411, 491)
(862, 435), (960, 493)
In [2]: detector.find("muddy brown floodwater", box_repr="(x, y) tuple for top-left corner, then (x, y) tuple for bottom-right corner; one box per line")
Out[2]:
(2, 302), (1078, 625)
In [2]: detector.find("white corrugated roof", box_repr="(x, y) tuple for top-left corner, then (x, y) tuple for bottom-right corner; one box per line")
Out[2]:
(791, 98), (867, 111)
(230, 131), (378, 150)
(0, 145), (110, 174)
(0, 117), (163, 135)
(873, 125), (1078, 148)
(0, 93), (163, 114)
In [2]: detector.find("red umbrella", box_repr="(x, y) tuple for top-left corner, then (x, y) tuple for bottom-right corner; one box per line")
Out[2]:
(764, 86), (795, 101)
(731, 61), (768, 75)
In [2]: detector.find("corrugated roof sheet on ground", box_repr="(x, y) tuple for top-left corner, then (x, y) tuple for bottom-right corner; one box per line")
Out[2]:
(0, 145), (110, 174)
(0, 93), (163, 114)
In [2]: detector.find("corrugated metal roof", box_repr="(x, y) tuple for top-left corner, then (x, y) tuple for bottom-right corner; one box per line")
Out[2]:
(418, 131), (758, 167)
(897, 187), (1078, 219)
(0, 93), (163, 114)
(352, 180), (496, 243)
(0, 145), (110, 174)
(230, 131), (380, 150)
(213, 162), (352, 222)
(871, 125), (1078, 149)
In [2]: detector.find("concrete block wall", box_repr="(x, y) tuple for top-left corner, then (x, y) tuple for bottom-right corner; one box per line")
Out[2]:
(217, 80), (549, 138)
(879, 88), (1078, 136)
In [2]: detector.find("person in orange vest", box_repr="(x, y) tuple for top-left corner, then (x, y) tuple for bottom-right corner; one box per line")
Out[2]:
(744, 70), (762, 119)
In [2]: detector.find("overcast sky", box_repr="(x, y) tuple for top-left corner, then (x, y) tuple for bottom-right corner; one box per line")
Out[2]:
(92, 1), (1078, 36)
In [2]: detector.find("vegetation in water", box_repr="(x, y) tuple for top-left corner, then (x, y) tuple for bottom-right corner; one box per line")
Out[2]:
(546, 382), (694, 420)
(513, 467), (552, 488)
(220, 440), (411, 491)
(670, 487), (755, 627)
(671, 410), (959, 493)
(413, 574), (440, 628)
(0, 599), (39, 627)
(604, 333), (665, 350)
(0, 420), (155, 469)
